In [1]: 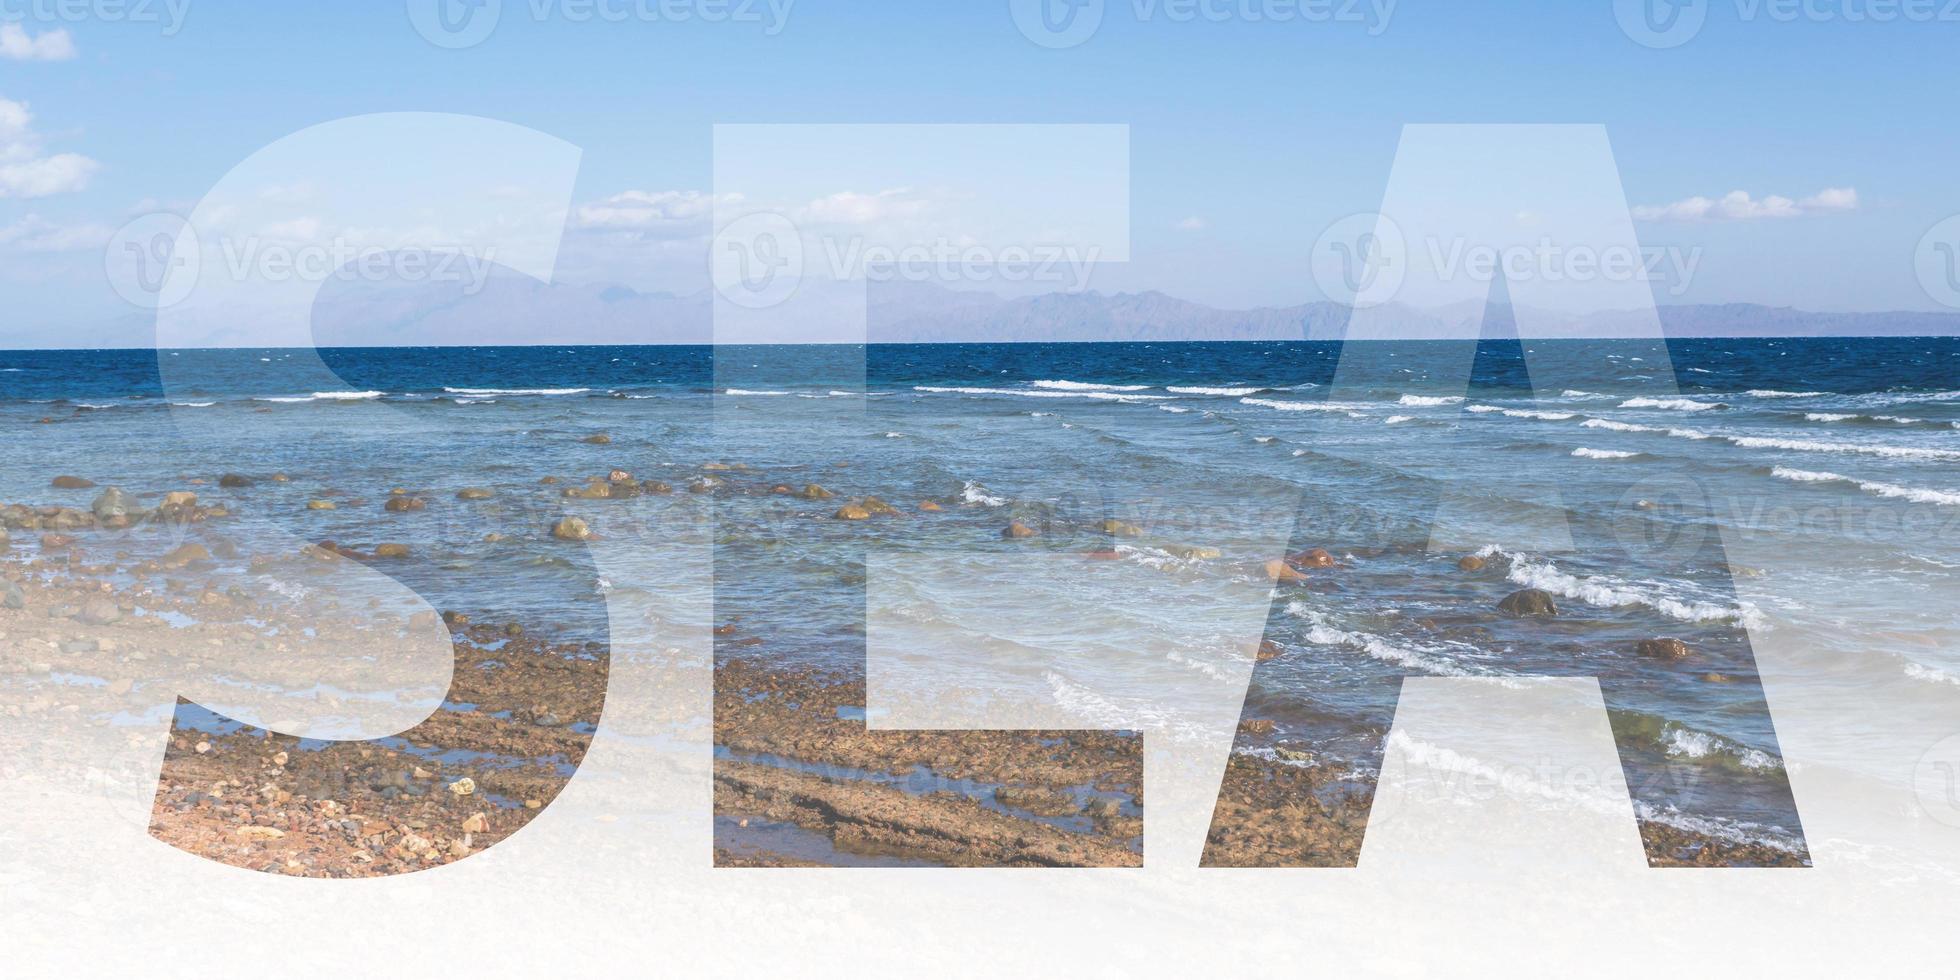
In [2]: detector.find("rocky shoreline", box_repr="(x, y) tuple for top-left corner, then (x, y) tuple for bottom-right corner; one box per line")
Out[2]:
(1, 468), (1807, 874)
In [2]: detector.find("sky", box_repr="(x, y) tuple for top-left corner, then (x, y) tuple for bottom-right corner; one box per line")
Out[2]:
(2, 0), (1959, 347)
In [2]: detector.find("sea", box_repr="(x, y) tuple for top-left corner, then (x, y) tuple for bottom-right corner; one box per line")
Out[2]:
(5, 336), (1959, 859)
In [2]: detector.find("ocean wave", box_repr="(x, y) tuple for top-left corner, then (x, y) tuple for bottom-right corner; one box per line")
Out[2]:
(1661, 726), (1783, 771)
(1482, 548), (1765, 629)
(1803, 411), (1929, 426)
(1572, 448), (1640, 460)
(169, 401), (216, 408)
(1383, 415), (1415, 425)
(1905, 662), (1960, 687)
(255, 391), (384, 403)
(443, 386), (589, 396)
(1770, 466), (1960, 507)
(1620, 397), (1725, 412)
(1385, 733), (1802, 853)
(720, 388), (792, 396)
(959, 480), (1006, 507)
(1157, 405), (1192, 414)
(1743, 389), (1828, 399)
(1031, 380), (1151, 392)
(918, 385), (1169, 402)
(1561, 389), (1601, 398)
(1397, 394), (1463, 407)
(1468, 405), (1577, 421)
(1240, 397), (1371, 413)
(1284, 602), (1482, 678)
(1166, 385), (1262, 396)
(1580, 418), (1711, 439)
(1728, 434), (1960, 462)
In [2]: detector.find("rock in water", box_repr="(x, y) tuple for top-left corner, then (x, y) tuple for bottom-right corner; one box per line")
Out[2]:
(1290, 547), (1337, 568)
(158, 542), (210, 568)
(833, 504), (871, 521)
(373, 543), (411, 558)
(1002, 521), (1037, 539)
(1498, 588), (1558, 618)
(1637, 638), (1692, 660)
(90, 487), (133, 521)
(456, 487), (494, 500)
(1, 580), (24, 609)
(162, 491), (198, 509)
(218, 474), (253, 488)
(51, 476), (95, 489)
(551, 517), (591, 541)
(581, 434), (612, 445)
(1264, 559), (1309, 583)
(306, 500), (337, 510)
(1457, 555), (1487, 571)
(1098, 519), (1143, 538)
(383, 496), (426, 513)
(799, 484), (836, 500)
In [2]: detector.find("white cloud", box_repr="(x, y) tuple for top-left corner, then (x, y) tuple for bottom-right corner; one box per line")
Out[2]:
(1175, 215), (1206, 231)
(1633, 187), (1858, 222)
(0, 24), (76, 61)
(796, 187), (931, 226)
(0, 96), (98, 198)
(572, 189), (734, 238)
(0, 214), (112, 251)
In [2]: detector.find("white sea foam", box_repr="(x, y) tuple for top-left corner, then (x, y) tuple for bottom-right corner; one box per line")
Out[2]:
(1240, 397), (1371, 413)
(1744, 389), (1828, 398)
(1572, 448), (1640, 460)
(1620, 396), (1724, 412)
(1561, 389), (1600, 398)
(959, 480), (1006, 507)
(1254, 436), (1277, 443)
(1166, 385), (1261, 396)
(1770, 466), (1960, 506)
(443, 387), (588, 396)
(169, 401), (216, 408)
(1487, 550), (1766, 629)
(1031, 380), (1151, 392)
(1157, 404), (1191, 414)
(1397, 394), (1463, 407)
(1284, 604), (1491, 678)
(1905, 662), (1960, 687)
(1728, 434), (1960, 462)
(918, 385), (1168, 402)
(1468, 405), (1577, 421)
(1383, 415), (1415, 425)
(1661, 727), (1783, 771)
(256, 390), (384, 403)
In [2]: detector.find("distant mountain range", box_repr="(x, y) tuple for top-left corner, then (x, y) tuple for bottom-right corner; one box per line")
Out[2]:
(83, 274), (1960, 348)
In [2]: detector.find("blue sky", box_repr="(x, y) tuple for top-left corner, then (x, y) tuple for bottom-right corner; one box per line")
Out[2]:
(3, 0), (1958, 345)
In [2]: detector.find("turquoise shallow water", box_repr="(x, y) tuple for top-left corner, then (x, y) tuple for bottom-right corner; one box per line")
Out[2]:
(5, 337), (1960, 854)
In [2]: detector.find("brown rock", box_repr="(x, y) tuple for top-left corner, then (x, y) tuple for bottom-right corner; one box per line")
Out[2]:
(834, 504), (872, 521)
(1002, 521), (1037, 539)
(918, 501), (943, 512)
(218, 474), (253, 488)
(383, 496), (426, 513)
(799, 484), (836, 500)
(580, 434), (611, 445)
(551, 517), (591, 541)
(1264, 559), (1309, 583)
(373, 543), (411, 559)
(1098, 519), (1143, 538)
(1457, 555), (1487, 572)
(456, 487), (495, 500)
(1290, 547), (1337, 568)
(1497, 588), (1559, 618)
(1636, 638), (1692, 660)
(161, 491), (198, 509)
(1256, 639), (1284, 662)
(158, 542), (210, 568)
(306, 500), (337, 510)
(51, 476), (95, 489)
